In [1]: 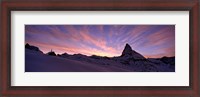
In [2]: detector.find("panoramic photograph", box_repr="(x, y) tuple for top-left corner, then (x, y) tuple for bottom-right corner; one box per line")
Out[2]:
(25, 25), (175, 72)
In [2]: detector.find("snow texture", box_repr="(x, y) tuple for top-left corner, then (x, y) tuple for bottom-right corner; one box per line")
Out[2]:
(25, 44), (175, 72)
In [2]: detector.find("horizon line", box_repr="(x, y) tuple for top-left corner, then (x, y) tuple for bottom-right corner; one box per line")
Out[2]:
(25, 43), (175, 59)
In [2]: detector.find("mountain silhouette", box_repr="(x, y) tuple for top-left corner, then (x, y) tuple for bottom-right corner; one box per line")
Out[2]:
(25, 43), (175, 72)
(25, 43), (43, 53)
(121, 43), (145, 59)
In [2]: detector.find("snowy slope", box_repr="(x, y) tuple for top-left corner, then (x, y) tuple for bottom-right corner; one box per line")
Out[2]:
(25, 49), (131, 72)
(25, 43), (175, 72)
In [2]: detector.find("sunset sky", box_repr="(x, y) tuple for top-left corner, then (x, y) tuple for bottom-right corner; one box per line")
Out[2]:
(25, 25), (175, 58)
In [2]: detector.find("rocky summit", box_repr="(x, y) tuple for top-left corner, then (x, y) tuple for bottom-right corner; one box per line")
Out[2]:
(121, 43), (145, 60)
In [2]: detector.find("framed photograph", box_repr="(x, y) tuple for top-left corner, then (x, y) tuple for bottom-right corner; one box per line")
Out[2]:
(1, 0), (199, 96)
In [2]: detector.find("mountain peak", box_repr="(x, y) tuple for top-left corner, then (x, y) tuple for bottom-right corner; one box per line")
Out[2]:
(122, 43), (132, 55)
(121, 43), (145, 59)
(125, 43), (132, 50)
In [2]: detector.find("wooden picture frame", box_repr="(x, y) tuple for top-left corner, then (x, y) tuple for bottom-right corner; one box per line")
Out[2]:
(1, 0), (199, 96)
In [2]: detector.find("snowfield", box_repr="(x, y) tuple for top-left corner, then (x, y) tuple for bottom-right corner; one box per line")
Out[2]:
(25, 49), (175, 72)
(25, 43), (175, 72)
(25, 49), (131, 72)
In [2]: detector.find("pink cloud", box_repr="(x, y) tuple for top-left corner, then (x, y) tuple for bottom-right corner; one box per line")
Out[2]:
(62, 26), (118, 56)
(27, 41), (118, 57)
(26, 25), (119, 57)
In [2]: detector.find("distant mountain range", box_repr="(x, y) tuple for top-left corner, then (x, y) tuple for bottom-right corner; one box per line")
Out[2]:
(25, 43), (175, 72)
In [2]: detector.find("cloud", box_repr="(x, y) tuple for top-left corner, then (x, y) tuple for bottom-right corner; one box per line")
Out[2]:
(63, 25), (118, 55)
(25, 25), (175, 58)
(143, 26), (175, 47)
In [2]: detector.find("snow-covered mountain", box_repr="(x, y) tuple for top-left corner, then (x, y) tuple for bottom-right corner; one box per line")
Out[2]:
(111, 44), (175, 72)
(121, 43), (145, 59)
(25, 43), (43, 53)
(25, 43), (175, 72)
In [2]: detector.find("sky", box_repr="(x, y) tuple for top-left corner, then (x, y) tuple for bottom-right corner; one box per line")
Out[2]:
(25, 25), (175, 58)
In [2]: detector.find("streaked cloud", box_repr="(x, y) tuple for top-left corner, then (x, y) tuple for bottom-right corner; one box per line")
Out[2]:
(25, 25), (175, 58)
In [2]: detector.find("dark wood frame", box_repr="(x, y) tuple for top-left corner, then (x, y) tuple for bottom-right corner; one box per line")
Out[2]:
(0, 0), (199, 96)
